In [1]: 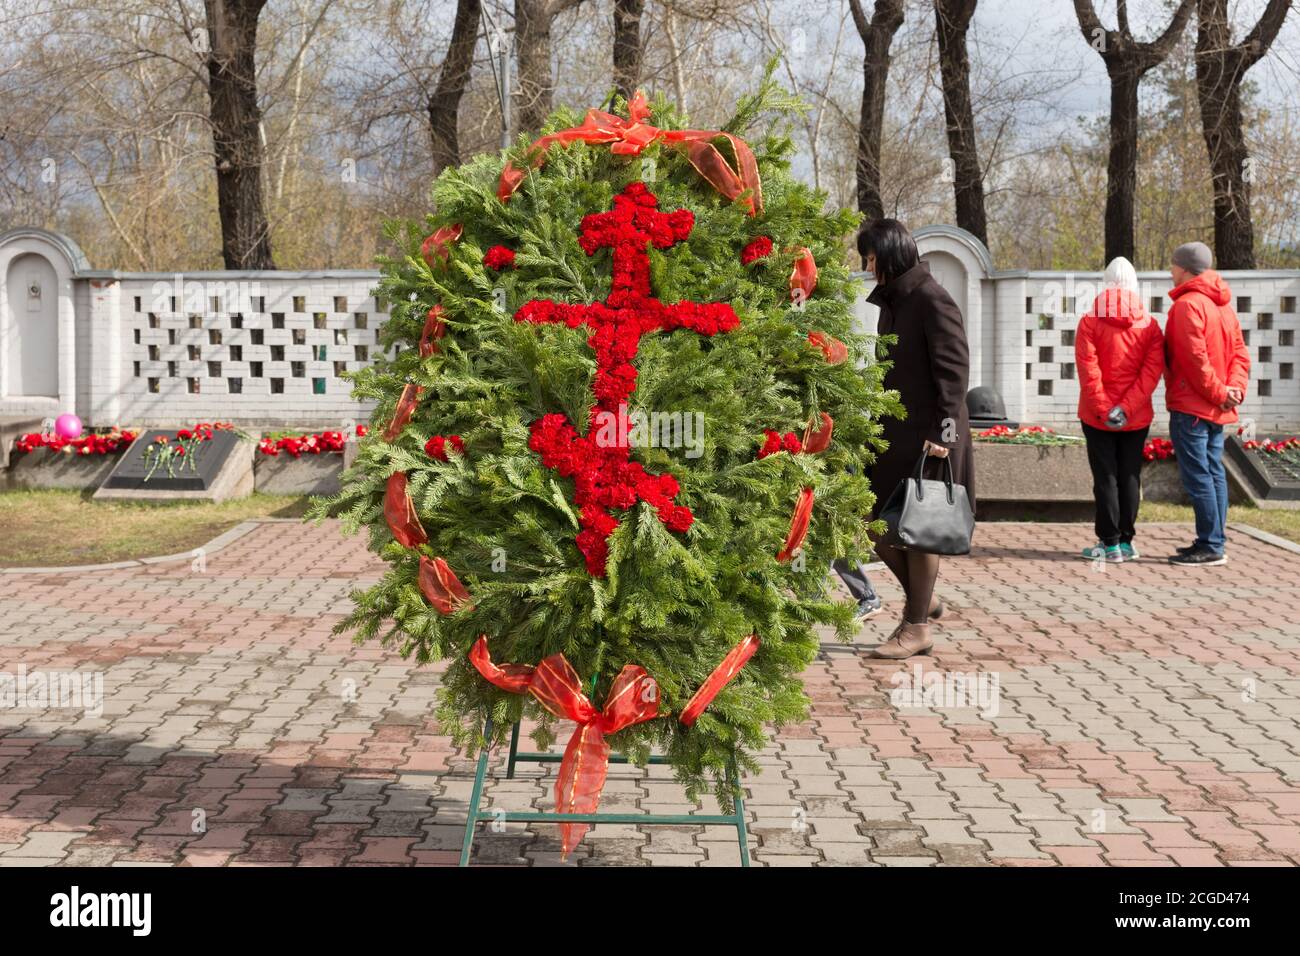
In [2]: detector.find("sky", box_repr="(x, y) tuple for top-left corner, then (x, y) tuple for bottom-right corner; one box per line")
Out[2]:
(970, 0), (1300, 123)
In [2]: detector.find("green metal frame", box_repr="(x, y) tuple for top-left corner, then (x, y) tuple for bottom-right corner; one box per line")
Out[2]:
(458, 717), (751, 867)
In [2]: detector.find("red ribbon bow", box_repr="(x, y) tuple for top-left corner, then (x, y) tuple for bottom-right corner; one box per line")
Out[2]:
(418, 556), (471, 614)
(802, 412), (834, 454)
(790, 248), (818, 302)
(383, 472), (427, 548)
(498, 91), (763, 216)
(382, 383), (424, 441)
(421, 223), (462, 270)
(777, 487), (815, 562)
(679, 635), (760, 727)
(470, 637), (659, 857)
(807, 331), (847, 365)
(419, 304), (447, 358)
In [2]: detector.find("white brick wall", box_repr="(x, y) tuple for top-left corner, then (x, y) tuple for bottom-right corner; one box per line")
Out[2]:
(86, 271), (389, 428)
(1016, 271), (1300, 432)
(54, 268), (1300, 433)
(4, 226), (1298, 434)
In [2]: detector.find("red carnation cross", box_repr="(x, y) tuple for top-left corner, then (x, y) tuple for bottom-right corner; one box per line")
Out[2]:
(515, 182), (740, 576)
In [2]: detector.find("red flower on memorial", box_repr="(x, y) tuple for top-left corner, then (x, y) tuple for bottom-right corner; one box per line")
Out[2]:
(741, 235), (773, 264)
(424, 434), (465, 461)
(758, 430), (803, 458)
(514, 182), (740, 575)
(483, 245), (516, 271)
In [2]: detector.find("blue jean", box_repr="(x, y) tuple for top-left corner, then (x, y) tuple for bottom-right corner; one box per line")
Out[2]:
(833, 559), (879, 603)
(1168, 411), (1228, 554)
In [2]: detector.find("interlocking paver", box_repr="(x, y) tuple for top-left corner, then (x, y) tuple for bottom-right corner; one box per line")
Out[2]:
(1, 520), (1297, 865)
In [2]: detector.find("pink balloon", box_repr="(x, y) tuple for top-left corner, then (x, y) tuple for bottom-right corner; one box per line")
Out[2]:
(54, 414), (82, 440)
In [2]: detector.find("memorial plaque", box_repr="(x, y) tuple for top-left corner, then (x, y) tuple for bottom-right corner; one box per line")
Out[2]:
(101, 429), (244, 491)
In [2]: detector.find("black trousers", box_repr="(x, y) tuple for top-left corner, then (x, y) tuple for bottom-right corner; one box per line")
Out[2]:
(1082, 423), (1149, 546)
(833, 559), (878, 603)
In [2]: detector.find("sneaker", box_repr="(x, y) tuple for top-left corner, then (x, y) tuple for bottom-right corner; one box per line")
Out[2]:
(1175, 543), (1198, 556)
(1118, 542), (1139, 561)
(1168, 548), (1227, 567)
(855, 595), (883, 621)
(1081, 544), (1123, 563)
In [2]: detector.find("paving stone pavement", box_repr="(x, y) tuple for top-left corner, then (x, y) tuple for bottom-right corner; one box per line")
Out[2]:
(1, 520), (1298, 867)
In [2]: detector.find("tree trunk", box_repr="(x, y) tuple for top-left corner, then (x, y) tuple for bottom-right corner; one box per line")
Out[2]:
(613, 0), (644, 105)
(933, 0), (987, 245)
(515, 0), (553, 134)
(849, 0), (905, 220)
(1196, 59), (1254, 267)
(1195, 0), (1291, 269)
(429, 0), (482, 178)
(1072, 0), (1194, 265)
(204, 0), (274, 270)
(1105, 68), (1140, 263)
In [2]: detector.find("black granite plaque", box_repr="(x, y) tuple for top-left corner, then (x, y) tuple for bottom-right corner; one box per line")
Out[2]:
(1226, 435), (1300, 501)
(101, 429), (244, 491)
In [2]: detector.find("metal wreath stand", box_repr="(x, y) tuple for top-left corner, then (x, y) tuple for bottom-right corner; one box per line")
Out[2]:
(459, 705), (751, 867)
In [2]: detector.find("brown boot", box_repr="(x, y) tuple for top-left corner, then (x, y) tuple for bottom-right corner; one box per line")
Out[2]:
(872, 622), (934, 659)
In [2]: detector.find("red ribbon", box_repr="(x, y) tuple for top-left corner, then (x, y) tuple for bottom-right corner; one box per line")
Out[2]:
(679, 635), (760, 727)
(777, 487), (815, 562)
(469, 637), (659, 857)
(384, 472), (427, 548)
(383, 383), (424, 441)
(807, 331), (847, 365)
(802, 412), (834, 454)
(420, 305), (447, 358)
(421, 223), (463, 270)
(419, 556), (471, 614)
(789, 248), (818, 302)
(498, 91), (763, 216)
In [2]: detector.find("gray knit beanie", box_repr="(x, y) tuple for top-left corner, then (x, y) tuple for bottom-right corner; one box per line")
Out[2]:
(1172, 241), (1212, 274)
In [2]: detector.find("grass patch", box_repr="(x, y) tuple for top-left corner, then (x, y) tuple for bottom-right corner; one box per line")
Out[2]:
(0, 489), (310, 567)
(1134, 502), (1300, 546)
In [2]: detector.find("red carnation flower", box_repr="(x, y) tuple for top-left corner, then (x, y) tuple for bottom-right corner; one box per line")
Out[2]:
(484, 245), (516, 271)
(424, 434), (465, 461)
(741, 235), (773, 265)
(758, 430), (803, 459)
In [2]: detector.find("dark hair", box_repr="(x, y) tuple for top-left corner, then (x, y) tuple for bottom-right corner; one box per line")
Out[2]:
(857, 219), (919, 281)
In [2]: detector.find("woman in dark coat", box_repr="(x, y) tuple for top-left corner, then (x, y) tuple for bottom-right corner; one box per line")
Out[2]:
(861, 219), (975, 659)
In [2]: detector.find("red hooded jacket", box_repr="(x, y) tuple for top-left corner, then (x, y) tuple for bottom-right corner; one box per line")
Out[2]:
(1075, 287), (1165, 431)
(1163, 270), (1250, 425)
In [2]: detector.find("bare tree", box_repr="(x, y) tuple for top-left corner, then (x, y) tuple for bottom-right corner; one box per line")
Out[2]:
(933, 0), (985, 243)
(1072, 0), (1193, 263)
(613, 0), (644, 103)
(848, 0), (905, 219)
(430, 0), (483, 177)
(204, 0), (275, 269)
(1195, 0), (1291, 268)
(515, 0), (588, 133)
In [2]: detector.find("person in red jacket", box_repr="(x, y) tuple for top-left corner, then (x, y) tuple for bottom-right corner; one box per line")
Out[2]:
(1163, 242), (1250, 566)
(1075, 257), (1165, 563)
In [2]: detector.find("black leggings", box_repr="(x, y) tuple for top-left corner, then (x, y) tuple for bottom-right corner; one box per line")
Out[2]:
(1082, 423), (1149, 546)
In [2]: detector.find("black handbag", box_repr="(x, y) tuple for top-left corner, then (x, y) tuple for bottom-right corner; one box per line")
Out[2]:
(880, 450), (975, 555)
